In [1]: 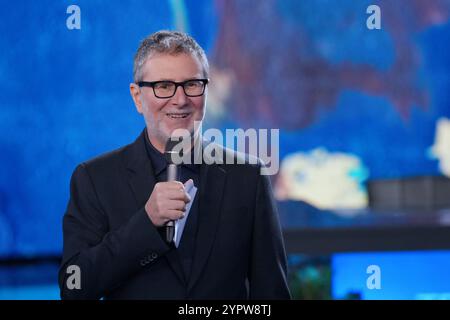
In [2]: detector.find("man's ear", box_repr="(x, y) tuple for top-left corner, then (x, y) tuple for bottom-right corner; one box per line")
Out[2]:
(130, 83), (143, 114)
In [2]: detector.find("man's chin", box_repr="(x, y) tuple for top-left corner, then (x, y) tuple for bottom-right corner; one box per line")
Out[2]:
(165, 126), (195, 139)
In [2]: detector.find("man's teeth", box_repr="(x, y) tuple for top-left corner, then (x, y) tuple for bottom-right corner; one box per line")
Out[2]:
(167, 113), (189, 119)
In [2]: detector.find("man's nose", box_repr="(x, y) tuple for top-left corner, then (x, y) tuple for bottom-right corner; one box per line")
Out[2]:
(171, 85), (188, 106)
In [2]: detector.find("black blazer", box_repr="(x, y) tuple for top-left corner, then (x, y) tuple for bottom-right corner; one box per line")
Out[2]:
(59, 130), (290, 299)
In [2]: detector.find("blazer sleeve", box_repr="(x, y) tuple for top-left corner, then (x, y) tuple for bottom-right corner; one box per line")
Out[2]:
(248, 169), (291, 299)
(58, 163), (170, 300)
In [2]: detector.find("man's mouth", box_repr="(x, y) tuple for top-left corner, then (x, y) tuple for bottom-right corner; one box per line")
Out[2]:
(166, 112), (190, 119)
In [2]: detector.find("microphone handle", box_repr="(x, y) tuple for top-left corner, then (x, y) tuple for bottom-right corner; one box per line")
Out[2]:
(166, 164), (177, 243)
(167, 163), (177, 181)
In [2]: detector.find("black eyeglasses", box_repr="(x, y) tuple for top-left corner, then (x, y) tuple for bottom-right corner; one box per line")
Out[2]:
(137, 79), (209, 98)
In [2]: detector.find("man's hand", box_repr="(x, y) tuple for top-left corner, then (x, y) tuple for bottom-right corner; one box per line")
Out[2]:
(145, 180), (192, 227)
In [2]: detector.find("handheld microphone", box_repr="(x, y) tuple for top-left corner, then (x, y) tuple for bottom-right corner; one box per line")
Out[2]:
(164, 138), (181, 244)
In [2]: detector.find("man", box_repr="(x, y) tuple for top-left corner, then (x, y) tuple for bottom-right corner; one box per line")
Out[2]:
(59, 30), (290, 299)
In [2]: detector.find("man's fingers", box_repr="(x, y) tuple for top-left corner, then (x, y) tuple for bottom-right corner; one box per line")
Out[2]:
(163, 181), (185, 190)
(163, 190), (191, 203)
(165, 209), (185, 221)
(167, 200), (187, 212)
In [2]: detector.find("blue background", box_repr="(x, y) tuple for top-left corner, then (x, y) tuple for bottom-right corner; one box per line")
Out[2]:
(1, 0), (450, 260)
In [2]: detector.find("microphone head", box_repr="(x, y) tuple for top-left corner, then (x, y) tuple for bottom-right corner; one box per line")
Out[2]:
(164, 137), (182, 164)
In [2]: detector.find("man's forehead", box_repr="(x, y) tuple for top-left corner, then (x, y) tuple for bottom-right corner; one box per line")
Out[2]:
(142, 52), (204, 80)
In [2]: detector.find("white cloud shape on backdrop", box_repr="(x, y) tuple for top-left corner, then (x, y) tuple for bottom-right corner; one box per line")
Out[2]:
(430, 117), (450, 177)
(274, 148), (369, 211)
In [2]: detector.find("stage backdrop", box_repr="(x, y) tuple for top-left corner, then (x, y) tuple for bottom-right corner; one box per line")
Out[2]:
(1, 0), (450, 258)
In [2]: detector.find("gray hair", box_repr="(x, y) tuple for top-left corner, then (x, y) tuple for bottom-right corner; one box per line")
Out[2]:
(133, 30), (209, 83)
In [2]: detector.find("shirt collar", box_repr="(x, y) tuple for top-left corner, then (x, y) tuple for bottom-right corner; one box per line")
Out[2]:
(143, 129), (200, 176)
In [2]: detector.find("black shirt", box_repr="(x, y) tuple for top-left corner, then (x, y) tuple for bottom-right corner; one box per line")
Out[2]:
(143, 131), (200, 186)
(143, 130), (200, 281)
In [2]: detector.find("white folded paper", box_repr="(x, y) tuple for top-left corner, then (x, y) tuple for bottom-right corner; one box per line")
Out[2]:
(173, 179), (197, 247)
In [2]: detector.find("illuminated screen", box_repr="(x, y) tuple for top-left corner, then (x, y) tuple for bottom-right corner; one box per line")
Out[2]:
(332, 250), (450, 299)
(1, 0), (450, 258)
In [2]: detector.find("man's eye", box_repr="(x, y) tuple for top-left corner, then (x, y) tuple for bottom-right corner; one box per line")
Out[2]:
(155, 82), (172, 89)
(186, 81), (201, 88)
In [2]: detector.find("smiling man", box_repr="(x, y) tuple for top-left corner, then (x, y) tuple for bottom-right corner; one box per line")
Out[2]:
(59, 30), (290, 300)
(130, 38), (208, 153)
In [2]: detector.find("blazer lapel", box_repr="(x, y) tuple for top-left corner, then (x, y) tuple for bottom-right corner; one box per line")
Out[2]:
(124, 135), (155, 210)
(123, 129), (186, 285)
(188, 145), (227, 292)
